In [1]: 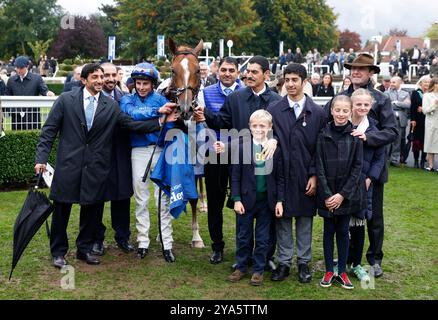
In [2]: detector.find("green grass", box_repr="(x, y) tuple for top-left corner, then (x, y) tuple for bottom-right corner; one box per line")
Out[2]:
(0, 167), (437, 300)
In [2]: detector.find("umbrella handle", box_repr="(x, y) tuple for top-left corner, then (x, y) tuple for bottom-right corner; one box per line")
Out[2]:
(35, 172), (43, 190)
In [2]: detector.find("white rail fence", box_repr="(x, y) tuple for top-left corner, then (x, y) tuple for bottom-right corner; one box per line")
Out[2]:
(0, 96), (332, 132)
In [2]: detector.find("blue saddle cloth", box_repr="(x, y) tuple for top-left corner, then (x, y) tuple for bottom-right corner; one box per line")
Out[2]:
(151, 129), (198, 219)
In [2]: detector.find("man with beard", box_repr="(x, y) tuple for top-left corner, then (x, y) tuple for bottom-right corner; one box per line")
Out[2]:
(35, 63), (178, 268)
(194, 55), (281, 271)
(197, 57), (242, 264)
(90, 63), (136, 256)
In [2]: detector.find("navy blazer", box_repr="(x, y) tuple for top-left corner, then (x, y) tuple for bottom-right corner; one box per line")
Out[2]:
(6, 72), (49, 96)
(231, 138), (284, 212)
(267, 95), (327, 218)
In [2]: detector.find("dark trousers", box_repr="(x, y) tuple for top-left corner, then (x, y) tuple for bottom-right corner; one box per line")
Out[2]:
(329, 62), (335, 74)
(413, 150), (427, 166)
(50, 202), (102, 257)
(323, 215), (350, 274)
(205, 161), (229, 252)
(236, 199), (272, 274)
(94, 198), (131, 244)
(366, 183), (385, 266)
(348, 225), (365, 267)
(400, 126), (407, 163)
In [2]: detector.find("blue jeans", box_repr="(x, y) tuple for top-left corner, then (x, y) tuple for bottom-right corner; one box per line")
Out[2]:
(235, 199), (272, 274)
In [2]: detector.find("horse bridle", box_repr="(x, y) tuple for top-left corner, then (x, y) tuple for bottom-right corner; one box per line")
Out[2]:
(167, 50), (201, 109)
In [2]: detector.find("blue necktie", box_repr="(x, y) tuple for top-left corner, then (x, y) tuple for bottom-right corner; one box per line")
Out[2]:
(85, 96), (95, 130)
(224, 88), (232, 96)
(293, 103), (301, 119)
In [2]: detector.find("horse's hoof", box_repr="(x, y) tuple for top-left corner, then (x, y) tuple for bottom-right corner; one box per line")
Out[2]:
(192, 241), (205, 249)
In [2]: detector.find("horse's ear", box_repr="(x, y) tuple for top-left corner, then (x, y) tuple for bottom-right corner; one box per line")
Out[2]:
(193, 39), (204, 57)
(169, 38), (177, 55)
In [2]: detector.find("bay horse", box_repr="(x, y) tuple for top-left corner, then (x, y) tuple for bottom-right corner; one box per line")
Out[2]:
(166, 38), (205, 248)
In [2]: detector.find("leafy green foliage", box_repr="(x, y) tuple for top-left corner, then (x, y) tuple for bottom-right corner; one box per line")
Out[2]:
(115, 0), (259, 60)
(425, 23), (438, 39)
(0, 0), (63, 57)
(248, 0), (338, 56)
(47, 83), (64, 96)
(114, 0), (338, 59)
(27, 40), (53, 62)
(0, 131), (57, 185)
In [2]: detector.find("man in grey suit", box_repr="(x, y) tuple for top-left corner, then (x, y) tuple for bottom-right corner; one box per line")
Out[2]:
(385, 76), (411, 166)
(35, 63), (178, 268)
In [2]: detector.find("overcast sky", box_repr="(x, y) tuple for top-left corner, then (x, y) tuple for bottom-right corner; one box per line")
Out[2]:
(58, 0), (438, 42)
(326, 0), (437, 41)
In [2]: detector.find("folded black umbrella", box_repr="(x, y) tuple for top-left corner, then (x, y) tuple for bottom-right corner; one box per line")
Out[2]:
(402, 128), (415, 164)
(9, 173), (53, 280)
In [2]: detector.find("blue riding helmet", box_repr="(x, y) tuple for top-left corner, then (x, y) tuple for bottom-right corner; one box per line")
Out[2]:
(131, 63), (159, 84)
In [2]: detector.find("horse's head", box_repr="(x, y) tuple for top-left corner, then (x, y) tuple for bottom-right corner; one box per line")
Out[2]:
(169, 38), (203, 121)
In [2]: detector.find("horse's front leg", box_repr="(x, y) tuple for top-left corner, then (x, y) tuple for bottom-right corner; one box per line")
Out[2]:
(190, 199), (205, 248)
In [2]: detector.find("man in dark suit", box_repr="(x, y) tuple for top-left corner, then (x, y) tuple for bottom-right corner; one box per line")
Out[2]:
(91, 63), (134, 255)
(267, 63), (327, 284)
(35, 63), (178, 268)
(0, 77), (6, 95)
(197, 57), (242, 264)
(5, 56), (55, 130)
(63, 66), (83, 93)
(194, 55), (281, 271)
(199, 62), (217, 88)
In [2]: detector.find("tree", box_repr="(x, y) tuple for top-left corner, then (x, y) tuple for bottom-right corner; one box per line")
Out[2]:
(339, 29), (362, 51)
(28, 40), (52, 62)
(425, 23), (438, 40)
(0, 0), (63, 57)
(94, 4), (125, 56)
(250, 0), (338, 57)
(115, 0), (259, 61)
(389, 28), (408, 37)
(49, 16), (107, 61)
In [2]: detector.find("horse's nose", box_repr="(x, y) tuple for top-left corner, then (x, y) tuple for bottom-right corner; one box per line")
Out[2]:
(179, 101), (190, 115)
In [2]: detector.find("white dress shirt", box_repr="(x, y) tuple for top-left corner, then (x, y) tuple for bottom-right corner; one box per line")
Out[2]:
(287, 95), (306, 119)
(83, 88), (100, 127)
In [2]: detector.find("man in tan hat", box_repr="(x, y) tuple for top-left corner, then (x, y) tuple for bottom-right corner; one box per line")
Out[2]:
(325, 53), (398, 278)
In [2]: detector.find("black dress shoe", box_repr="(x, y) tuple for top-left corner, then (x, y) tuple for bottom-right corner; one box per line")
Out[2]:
(76, 252), (100, 265)
(137, 248), (149, 259)
(209, 251), (223, 264)
(270, 265), (290, 281)
(117, 241), (135, 253)
(53, 256), (67, 269)
(298, 264), (312, 283)
(163, 249), (176, 263)
(91, 242), (105, 256)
